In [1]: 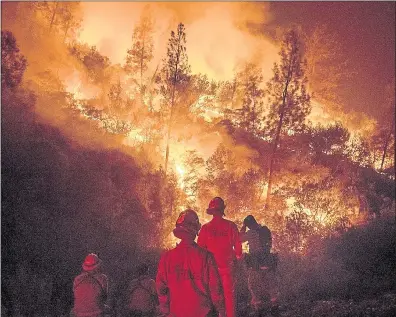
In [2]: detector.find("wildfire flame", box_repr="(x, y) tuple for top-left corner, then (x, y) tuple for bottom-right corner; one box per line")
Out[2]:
(7, 1), (381, 252)
(176, 164), (185, 189)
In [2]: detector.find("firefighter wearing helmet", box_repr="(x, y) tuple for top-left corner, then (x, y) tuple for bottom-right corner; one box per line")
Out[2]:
(156, 209), (226, 317)
(240, 215), (279, 316)
(71, 253), (110, 317)
(198, 197), (242, 317)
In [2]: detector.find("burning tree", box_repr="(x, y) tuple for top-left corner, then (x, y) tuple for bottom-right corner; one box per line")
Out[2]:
(203, 142), (263, 220)
(3, 1), (394, 257)
(217, 77), (239, 120)
(178, 150), (205, 209)
(234, 63), (266, 136)
(376, 82), (395, 173)
(1, 30), (27, 89)
(159, 23), (191, 173)
(124, 6), (154, 107)
(265, 29), (311, 209)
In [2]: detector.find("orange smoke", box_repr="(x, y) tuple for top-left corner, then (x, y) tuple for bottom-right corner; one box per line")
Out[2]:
(78, 2), (277, 82)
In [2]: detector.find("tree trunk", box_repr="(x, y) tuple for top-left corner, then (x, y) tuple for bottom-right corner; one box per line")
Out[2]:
(380, 118), (395, 171)
(265, 68), (293, 209)
(49, 1), (59, 31)
(63, 20), (70, 42)
(164, 35), (181, 174)
(164, 82), (177, 174)
(164, 126), (171, 173)
(140, 36), (145, 108)
(169, 193), (174, 218)
(230, 78), (237, 109)
(148, 64), (159, 112)
(265, 106), (285, 209)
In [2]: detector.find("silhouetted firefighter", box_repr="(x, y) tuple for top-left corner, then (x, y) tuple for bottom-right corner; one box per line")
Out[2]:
(156, 209), (226, 317)
(120, 263), (158, 317)
(240, 215), (279, 317)
(198, 197), (243, 317)
(71, 253), (112, 317)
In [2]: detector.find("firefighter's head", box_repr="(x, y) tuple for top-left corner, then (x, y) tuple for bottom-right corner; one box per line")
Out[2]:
(173, 209), (202, 240)
(82, 253), (102, 272)
(206, 197), (226, 216)
(244, 215), (259, 229)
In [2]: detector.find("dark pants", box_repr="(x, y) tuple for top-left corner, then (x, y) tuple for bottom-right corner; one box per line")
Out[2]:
(245, 253), (279, 314)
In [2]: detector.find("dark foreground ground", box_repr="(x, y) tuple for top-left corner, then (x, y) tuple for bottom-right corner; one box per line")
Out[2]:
(2, 218), (395, 316)
(236, 293), (396, 317)
(2, 285), (395, 316)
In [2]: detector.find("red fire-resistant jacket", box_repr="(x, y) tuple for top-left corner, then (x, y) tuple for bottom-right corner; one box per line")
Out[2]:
(198, 217), (243, 269)
(156, 240), (225, 317)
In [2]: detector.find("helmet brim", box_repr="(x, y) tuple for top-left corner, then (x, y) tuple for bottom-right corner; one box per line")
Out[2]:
(206, 208), (225, 216)
(82, 260), (101, 271)
(173, 226), (197, 239)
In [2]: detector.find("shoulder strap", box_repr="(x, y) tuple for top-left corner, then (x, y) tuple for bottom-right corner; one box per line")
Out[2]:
(138, 278), (153, 295)
(129, 277), (152, 296)
(74, 273), (105, 294)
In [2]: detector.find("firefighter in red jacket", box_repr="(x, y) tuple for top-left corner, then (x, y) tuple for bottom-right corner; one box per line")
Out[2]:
(156, 209), (226, 317)
(198, 197), (242, 317)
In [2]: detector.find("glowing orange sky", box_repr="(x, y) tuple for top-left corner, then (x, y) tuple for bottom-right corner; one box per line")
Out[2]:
(78, 2), (278, 82)
(1, 1), (393, 135)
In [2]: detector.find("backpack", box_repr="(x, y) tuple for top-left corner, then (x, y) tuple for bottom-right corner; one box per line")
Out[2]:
(73, 273), (107, 299)
(72, 273), (109, 316)
(125, 278), (157, 312)
(257, 226), (272, 253)
(246, 226), (278, 271)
